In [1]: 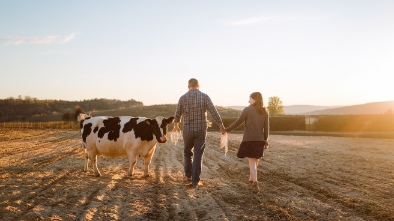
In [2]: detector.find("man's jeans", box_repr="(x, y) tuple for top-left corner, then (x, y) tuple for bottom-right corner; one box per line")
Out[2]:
(183, 129), (207, 185)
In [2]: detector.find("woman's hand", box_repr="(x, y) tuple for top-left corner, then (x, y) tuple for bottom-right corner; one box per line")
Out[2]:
(263, 140), (269, 149)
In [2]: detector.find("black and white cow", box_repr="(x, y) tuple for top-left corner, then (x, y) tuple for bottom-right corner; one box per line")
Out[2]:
(79, 115), (175, 177)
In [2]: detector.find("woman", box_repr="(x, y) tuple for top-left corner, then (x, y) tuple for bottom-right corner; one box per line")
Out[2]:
(225, 92), (269, 192)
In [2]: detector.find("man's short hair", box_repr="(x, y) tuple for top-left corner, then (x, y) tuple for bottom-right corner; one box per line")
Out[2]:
(188, 78), (199, 88)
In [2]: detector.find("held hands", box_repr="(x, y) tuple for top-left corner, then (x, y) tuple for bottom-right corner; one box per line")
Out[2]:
(220, 126), (227, 135)
(219, 126), (228, 156)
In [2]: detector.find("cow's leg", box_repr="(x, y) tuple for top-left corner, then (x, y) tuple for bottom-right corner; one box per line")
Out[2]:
(83, 148), (89, 172)
(142, 146), (156, 177)
(90, 151), (101, 177)
(127, 153), (137, 177)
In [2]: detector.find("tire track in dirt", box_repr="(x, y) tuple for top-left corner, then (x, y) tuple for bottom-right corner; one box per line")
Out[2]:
(203, 132), (375, 220)
(2, 169), (78, 221)
(144, 144), (176, 220)
(269, 160), (394, 220)
(0, 129), (53, 161)
(160, 133), (293, 220)
(264, 137), (394, 220)
(0, 129), (49, 142)
(202, 135), (294, 220)
(44, 154), (130, 220)
(32, 143), (83, 167)
(0, 134), (82, 174)
(0, 131), (80, 157)
(74, 177), (119, 221)
(158, 141), (232, 221)
(0, 130), (84, 221)
(254, 135), (394, 220)
(154, 143), (198, 221)
(111, 141), (231, 221)
(113, 143), (187, 220)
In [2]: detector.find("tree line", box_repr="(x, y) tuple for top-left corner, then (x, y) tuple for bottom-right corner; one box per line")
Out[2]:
(0, 95), (285, 122)
(0, 96), (143, 122)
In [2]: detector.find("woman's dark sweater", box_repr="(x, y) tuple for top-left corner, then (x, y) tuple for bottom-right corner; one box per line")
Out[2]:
(225, 105), (269, 141)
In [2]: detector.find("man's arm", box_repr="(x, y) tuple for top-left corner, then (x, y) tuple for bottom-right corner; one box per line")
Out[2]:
(173, 97), (183, 131)
(206, 95), (225, 132)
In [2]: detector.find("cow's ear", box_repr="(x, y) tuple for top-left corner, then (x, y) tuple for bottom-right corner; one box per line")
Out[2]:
(165, 116), (175, 124)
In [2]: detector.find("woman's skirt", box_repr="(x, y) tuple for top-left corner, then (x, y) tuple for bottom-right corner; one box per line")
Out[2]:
(237, 141), (266, 159)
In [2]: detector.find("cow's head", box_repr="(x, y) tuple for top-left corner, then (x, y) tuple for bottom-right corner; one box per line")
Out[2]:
(149, 116), (175, 143)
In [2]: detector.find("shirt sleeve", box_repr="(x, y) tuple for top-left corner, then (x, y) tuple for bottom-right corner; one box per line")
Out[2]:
(174, 97), (183, 123)
(206, 95), (224, 130)
(264, 113), (269, 140)
(225, 108), (248, 132)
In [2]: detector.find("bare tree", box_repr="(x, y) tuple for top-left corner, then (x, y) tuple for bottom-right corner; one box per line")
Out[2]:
(61, 112), (71, 121)
(73, 106), (85, 121)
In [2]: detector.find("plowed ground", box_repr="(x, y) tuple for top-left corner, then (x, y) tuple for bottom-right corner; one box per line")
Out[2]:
(0, 128), (393, 221)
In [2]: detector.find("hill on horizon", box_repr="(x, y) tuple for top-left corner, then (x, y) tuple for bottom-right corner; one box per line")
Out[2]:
(90, 104), (242, 119)
(283, 105), (344, 115)
(227, 100), (394, 115)
(227, 105), (345, 114)
(304, 100), (394, 115)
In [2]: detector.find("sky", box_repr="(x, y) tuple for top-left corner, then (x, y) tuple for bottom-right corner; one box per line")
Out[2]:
(1, 0), (393, 107)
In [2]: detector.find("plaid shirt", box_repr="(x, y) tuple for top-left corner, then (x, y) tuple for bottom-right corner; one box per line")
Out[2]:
(174, 88), (224, 131)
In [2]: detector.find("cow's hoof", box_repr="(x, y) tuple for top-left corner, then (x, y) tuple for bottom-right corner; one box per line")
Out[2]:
(142, 174), (150, 178)
(94, 173), (101, 177)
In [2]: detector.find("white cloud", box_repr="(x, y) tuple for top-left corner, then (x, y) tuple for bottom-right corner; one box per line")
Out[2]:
(3, 33), (76, 45)
(224, 16), (277, 25)
(223, 14), (336, 26)
(279, 14), (337, 21)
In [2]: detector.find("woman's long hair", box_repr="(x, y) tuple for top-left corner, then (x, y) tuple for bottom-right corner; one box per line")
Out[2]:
(250, 92), (268, 115)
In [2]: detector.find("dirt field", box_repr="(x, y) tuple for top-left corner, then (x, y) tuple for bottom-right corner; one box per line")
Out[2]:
(0, 128), (393, 221)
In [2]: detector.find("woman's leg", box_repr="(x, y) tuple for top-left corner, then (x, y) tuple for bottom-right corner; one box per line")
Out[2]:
(248, 158), (252, 182)
(249, 158), (260, 192)
(255, 158), (259, 181)
(248, 158), (257, 182)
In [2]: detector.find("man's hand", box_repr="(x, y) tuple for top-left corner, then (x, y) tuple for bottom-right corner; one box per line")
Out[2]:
(173, 123), (179, 132)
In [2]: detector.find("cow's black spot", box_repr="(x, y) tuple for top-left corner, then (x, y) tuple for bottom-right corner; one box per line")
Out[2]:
(82, 123), (92, 143)
(79, 116), (92, 129)
(80, 120), (85, 129)
(122, 118), (139, 133)
(93, 126), (99, 133)
(134, 119), (158, 141)
(98, 117), (121, 141)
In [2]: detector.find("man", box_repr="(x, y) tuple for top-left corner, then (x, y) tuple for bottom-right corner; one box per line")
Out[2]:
(173, 78), (226, 188)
